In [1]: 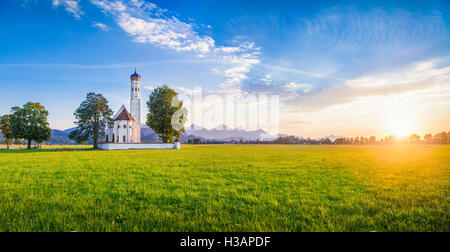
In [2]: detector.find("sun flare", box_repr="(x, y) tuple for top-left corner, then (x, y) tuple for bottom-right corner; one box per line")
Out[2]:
(386, 114), (417, 137)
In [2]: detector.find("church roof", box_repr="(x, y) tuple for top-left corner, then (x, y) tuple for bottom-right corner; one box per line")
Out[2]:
(115, 107), (135, 121)
(130, 68), (141, 80)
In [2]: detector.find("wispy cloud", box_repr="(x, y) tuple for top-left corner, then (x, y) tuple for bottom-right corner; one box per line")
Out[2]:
(260, 63), (347, 81)
(91, 0), (215, 54)
(119, 14), (215, 53)
(90, 0), (262, 92)
(52, 0), (83, 19)
(0, 58), (217, 70)
(278, 59), (450, 137)
(300, 7), (445, 52)
(21, 0), (36, 8)
(287, 59), (450, 111)
(92, 22), (112, 31)
(244, 81), (313, 98)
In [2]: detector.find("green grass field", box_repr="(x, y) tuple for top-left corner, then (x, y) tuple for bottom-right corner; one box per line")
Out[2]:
(0, 145), (448, 232)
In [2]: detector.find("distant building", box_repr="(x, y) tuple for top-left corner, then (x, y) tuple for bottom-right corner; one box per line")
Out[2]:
(105, 69), (141, 143)
(129, 68), (141, 142)
(100, 69), (179, 150)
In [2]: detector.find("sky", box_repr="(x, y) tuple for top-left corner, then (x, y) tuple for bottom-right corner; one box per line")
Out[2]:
(0, 0), (449, 138)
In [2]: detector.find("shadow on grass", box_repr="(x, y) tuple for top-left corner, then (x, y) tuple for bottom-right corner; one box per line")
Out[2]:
(0, 148), (98, 154)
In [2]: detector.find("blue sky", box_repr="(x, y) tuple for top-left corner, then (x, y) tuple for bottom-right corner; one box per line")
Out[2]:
(0, 0), (449, 137)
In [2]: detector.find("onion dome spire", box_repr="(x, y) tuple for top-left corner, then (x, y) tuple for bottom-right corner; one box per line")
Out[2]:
(130, 67), (141, 80)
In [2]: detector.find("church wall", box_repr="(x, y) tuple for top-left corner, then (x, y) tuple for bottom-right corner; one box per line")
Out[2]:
(104, 127), (114, 143)
(113, 120), (134, 143)
(98, 142), (180, 150)
(103, 70), (142, 144)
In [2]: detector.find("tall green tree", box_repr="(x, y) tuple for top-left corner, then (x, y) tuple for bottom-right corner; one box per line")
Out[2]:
(10, 102), (52, 149)
(146, 85), (187, 143)
(69, 93), (113, 149)
(0, 114), (12, 149)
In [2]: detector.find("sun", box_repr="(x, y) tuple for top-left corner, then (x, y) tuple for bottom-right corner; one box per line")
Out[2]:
(386, 114), (417, 137)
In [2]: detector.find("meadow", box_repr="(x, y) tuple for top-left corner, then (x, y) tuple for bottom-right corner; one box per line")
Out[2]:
(0, 145), (448, 232)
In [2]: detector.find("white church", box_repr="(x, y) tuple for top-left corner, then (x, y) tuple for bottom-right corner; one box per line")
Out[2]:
(98, 69), (180, 150)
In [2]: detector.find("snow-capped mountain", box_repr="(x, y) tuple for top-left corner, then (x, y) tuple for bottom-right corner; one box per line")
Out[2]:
(184, 124), (277, 141)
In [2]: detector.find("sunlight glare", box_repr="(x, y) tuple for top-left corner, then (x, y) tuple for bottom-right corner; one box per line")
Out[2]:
(386, 114), (417, 137)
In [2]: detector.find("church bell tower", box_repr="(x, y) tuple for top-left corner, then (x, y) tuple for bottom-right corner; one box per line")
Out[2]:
(130, 68), (141, 142)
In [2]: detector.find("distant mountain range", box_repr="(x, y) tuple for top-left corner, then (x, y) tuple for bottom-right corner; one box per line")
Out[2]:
(183, 124), (282, 141)
(317, 135), (346, 142)
(51, 128), (77, 137)
(140, 124), (283, 142)
(1, 125), (345, 144)
(48, 128), (78, 144)
(0, 128), (79, 145)
(40, 124), (282, 144)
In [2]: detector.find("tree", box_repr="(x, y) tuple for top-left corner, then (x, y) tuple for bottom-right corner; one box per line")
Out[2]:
(360, 136), (366, 144)
(409, 134), (421, 143)
(424, 134), (433, 143)
(385, 135), (396, 144)
(146, 86), (187, 143)
(334, 138), (343, 144)
(69, 93), (113, 149)
(0, 114), (12, 149)
(10, 102), (51, 149)
(13, 138), (23, 145)
(434, 132), (448, 144)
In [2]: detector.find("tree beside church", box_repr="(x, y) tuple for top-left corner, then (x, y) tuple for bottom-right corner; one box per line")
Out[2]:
(69, 93), (113, 149)
(146, 85), (186, 143)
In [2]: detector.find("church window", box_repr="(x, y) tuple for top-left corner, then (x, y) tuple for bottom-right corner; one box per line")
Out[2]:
(123, 135), (126, 142)
(123, 125), (126, 129)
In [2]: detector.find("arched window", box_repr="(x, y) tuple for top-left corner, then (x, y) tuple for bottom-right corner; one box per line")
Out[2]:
(123, 125), (126, 129)
(106, 135), (109, 143)
(123, 135), (126, 142)
(112, 134), (115, 143)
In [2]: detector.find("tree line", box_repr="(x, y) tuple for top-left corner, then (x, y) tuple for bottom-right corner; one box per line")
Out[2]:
(0, 85), (186, 150)
(270, 132), (450, 145)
